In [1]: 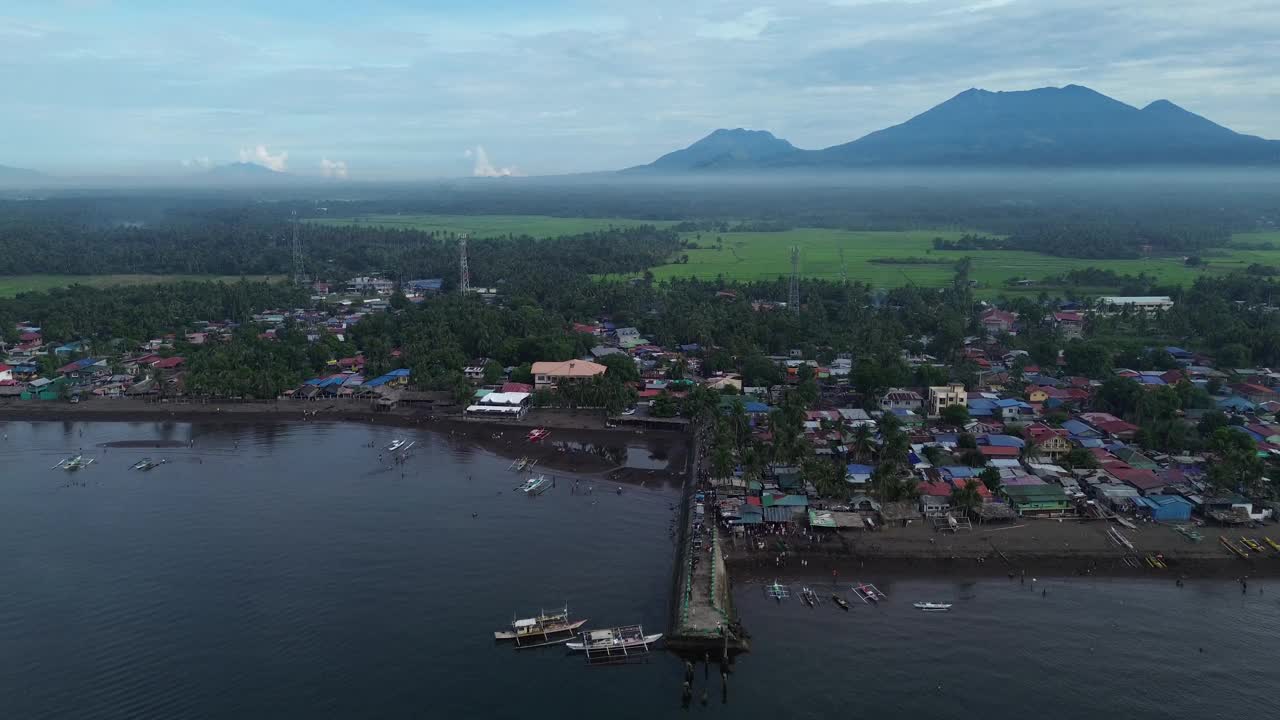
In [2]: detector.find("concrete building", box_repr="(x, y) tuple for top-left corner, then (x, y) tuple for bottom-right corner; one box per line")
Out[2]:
(531, 359), (607, 390)
(1096, 296), (1174, 313)
(927, 383), (967, 417)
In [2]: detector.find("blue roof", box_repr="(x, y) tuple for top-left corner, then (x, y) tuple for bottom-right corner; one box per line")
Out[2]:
(743, 401), (770, 413)
(1137, 375), (1166, 385)
(1217, 396), (1256, 411)
(762, 507), (796, 523)
(1165, 346), (1192, 357)
(387, 368), (411, 377)
(1061, 419), (1096, 436)
(983, 434), (1026, 448)
(968, 406), (995, 417)
(1076, 438), (1105, 448)
(846, 464), (874, 475)
(968, 399), (997, 410)
(941, 466), (977, 478)
(364, 376), (389, 388)
(932, 433), (958, 445)
(993, 398), (1028, 409)
(890, 408), (915, 417)
(678, 343), (701, 352)
(406, 278), (443, 289)
(1024, 374), (1062, 387)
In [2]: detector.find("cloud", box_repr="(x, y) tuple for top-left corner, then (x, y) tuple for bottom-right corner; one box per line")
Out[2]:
(319, 157), (348, 178)
(238, 144), (288, 172)
(697, 7), (779, 40)
(466, 145), (517, 177)
(180, 156), (211, 169)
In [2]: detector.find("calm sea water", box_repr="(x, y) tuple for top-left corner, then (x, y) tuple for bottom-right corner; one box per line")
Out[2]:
(1, 421), (1277, 720)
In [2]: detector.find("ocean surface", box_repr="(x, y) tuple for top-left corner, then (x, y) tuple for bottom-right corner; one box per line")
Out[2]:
(1, 420), (1278, 719)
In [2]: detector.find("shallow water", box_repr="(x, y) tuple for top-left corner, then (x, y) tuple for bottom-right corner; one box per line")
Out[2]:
(1, 420), (1277, 719)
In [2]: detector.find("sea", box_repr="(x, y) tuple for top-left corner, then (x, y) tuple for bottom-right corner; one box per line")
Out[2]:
(1, 420), (1277, 720)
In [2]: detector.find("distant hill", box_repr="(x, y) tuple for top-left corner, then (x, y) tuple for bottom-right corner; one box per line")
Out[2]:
(0, 164), (43, 181)
(205, 162), (291, 179)
(629, 85), (1280, 171)
(625, 128), (800, 172)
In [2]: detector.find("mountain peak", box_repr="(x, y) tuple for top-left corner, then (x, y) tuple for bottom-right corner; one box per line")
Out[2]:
(626, 127), (799, 172)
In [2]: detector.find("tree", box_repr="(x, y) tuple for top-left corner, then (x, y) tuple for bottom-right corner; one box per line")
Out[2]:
(1063, 447), (1099, 470)
(510, 363), (534, 385)
(922, 444), (946, 467)
(980, 466), (1003, 493)
(1020, 437), (1042, 463)
(1207, 428), (1265, 496)
(804, 456), (847, 498)
(482, 359), (503, 385)
(741, 353), (781, 388)
(957, 433), (977, 449)
(939, 403), (970, 427)
(598, 353), (639, 383)
(1094, 377), (1144, 418)
(1064, 341), (1111, 377)
(950, 480), (982, 515)
(650, 393), (679, 418)
(1215, 343), (1250, 369)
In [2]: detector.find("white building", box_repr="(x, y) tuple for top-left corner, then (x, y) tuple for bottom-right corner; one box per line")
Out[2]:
(346, 276), (394, 295)
(1096, 296), (1174, 313)
(927, 383), (967, 418)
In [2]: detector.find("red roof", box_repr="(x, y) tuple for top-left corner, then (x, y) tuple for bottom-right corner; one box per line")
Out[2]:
(1110, 467), (1164, 490)
(981, 309), (1018, 323)
(1233, 382), (1275, 397)
(1053, 311), (1084, 323)
(1025, 423), (1067, 441)
(19, 332), (40, 342)
(917, 481), (953, 497)
(637, 389), (662, 398)
(745, 496), (762, 507)
(979, 445), (1020, 458)
(501, 382), (534, 393)
(1095, 419), (1139, 436)
(152, 356), (185, 370)
(0, 364), (11, 372)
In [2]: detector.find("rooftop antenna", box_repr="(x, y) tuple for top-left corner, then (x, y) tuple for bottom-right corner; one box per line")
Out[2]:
(459, 233), (471, 294)
(291, 210), (306, 285)
(788, 246), (800, 315)
(839, 247), (848, 285)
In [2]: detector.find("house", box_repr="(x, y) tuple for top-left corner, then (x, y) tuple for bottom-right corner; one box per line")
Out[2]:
(57, 357), (109, 383)
(1133, 495), (1193, 522)
(1024, 424), (1072, 459)
(531, 359), (607, 390)
(993, 398), (1033, 422)
(0, 364), (11, 383)
(464, 391), (532, 419)
(346, 276), (394, 295)
(405, 278), (444, 295)
(879, 388), (923, 412)
(21, 376), (67, 401)
(917, 482), (952, 517)
(463, 359), (493, 383)
(926, 383), (967, 417)
(1002, 483), (1070, 515)
(614, 327), (641, 344)
(1053, 311), (1085, 339)
(980, 308), (1018, 334)
(1231, 383), (1277, 404)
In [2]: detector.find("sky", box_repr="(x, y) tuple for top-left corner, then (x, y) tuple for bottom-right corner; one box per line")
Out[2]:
(3, 0), (1279, 178)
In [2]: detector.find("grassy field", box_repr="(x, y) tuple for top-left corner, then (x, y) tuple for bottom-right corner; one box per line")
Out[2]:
(645, 229), (1280, 295)
(313, 213), (675, 238)
(0, 274), (281, 298)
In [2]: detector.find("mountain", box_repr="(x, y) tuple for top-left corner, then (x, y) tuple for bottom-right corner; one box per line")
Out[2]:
(205, 162), (290, 179)
(630, 85), (1280, 171)
(625, 128), (800, 172)
(0, 164), (43, 181)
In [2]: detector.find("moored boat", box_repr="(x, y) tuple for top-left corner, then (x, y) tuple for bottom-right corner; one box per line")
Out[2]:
(519, 475), (551, 495)
(494, 606), (587, 648)
(913, 602), (952, 611)
(386, 439), (406, 451)
(131, 458), (152, 470)
(764, 579), (790, 601)
(853, 582), (886, 604)
(831, 595), (850, 611)
(1241, 537), (1263, 552)
(566, 624), (662, 659)
(527, 428), (551, 443)
(1266, 537), (1280, 552)
(800, 587), (818, 607)
(54, 454), (94, 471)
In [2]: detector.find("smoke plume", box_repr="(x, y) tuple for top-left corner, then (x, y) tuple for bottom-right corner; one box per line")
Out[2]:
(320, 157), (349, 179)
(465, 145), (517, 177)
(238, 144), (288, 172)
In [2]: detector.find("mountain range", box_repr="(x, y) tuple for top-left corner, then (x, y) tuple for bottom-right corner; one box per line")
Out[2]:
(0, 164), (43, 180)
(626, 85), (1280, 172)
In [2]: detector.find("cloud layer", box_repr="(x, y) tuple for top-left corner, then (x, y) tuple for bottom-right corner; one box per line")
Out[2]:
(1, 1), (1278, 177)
(238, 145), (288, 172)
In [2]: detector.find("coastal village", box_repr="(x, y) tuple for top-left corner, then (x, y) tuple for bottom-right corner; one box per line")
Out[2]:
(4, 280), (1280, 571)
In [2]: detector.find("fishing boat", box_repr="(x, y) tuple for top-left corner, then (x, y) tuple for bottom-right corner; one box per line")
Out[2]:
(800, 587), (818, 607)
(131, 458), (152, 470)
(831, 595), (850, 611)
(53, 455), (94, 471)
(519, 475), (551, 495)
(385, 439), (406, 452)
(493, 606), (588, 648)
(137, 458), (166, 471)
(527, 428), (551, 443)
(1220, 536), (1249, 559)
(566, 624), (662, 662)
(1266, 537), (1280, 552)
(509, 457), (529, 471)
(764, 579), (790, 601)
(852, 583), (886, 604)
(1240, 537), (1263, 552)
(913, 602), (952, 612)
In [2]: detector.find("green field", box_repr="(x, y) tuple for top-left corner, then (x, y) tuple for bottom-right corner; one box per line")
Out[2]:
(0, 274), (281, 298)
(313, 213), (674, 238)
(645, 229), (1280, 294)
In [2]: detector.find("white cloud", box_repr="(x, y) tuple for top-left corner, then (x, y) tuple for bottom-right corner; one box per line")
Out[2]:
(467, 145), (517, 177)
(238, 144), (287, 171)
(319, 157), (348, 178)
(180, 156), (211, 169)
(697, 7), (778, 40)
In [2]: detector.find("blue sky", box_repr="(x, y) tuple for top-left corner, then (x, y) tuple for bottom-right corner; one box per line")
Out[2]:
(4, 0), (1279, 178)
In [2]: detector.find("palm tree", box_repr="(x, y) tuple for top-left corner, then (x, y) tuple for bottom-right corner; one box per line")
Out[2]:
(851, 425), (875, 463)
(1020, 437), (1042, 463)
(950, 480), (982, 517)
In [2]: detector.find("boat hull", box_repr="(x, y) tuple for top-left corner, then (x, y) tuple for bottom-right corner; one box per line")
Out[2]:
(494, 619), (588, 641)
(566, 633), (662, 652)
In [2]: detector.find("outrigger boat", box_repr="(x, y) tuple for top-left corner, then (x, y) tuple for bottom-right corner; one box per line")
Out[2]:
(800, 587), (819, 607)
(1266, 537), (1280, 552)
(385, 439), (407, 452)
(519, 475), (551, 495)
(509, 457), (529, 471)
(53, 455), (94, 471)
(1220, 536), (1249, 559)
(764, 579), (790, 601)
(913, 602), (952, 612)
(566, 625), (662, 662)
(831, 595), (850, 611)
(526, 428), (551, 443)
(494, 606), (587, 649)
(852, 583), (886, 604)
(136, 458), (166, 471)
(1240, 537), (1263, 553)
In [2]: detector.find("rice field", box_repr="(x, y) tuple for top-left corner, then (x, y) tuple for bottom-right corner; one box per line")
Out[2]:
(312, 213), (674, 238)
(0, 274), (281, 298)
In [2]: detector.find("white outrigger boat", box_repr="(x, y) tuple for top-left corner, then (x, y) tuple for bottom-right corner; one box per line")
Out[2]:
(566, 624), (662, 662)
(913, 602), (952, 612)
(494, 606), (588, 649)
(132, 458), (166, 471)
(519, 475), (551, 495)
(53, 455), (94, 471)
(853, 582), (886, 604)
(509, 456), (529, 471)
(764, 579), (791, 601)
(385, 439), (407, 452)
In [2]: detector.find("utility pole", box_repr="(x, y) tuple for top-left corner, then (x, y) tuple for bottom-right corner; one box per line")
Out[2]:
(839, 247), (848, 285)
(788, 246), (800, 315)
(291, 210), (306, 286)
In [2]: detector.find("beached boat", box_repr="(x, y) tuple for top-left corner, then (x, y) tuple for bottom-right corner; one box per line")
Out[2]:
(1240, 537), (1263, 552)
(800, 587), (818, 607)
(385, 439), (406, 451)
(519, 475), (551, 495)
(526, 428), (551, 443)
(831, 595), (850, 611)
(566, 625), (662, 659)
(913, 602), (952, 612)
(1220, 536), (1249, 559)
(1266, 537), (1280, 552)
(494, 606), (588, 648)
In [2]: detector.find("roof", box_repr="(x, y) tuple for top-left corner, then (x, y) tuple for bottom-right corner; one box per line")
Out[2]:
(531, 359), (607, 378)
(57, 357), (100, 373)
(501, 382), (534, 393)
(982, 434), (1025, 448)
(1110, 467), (1164, 491)
(979, 445), (1020, 458)
(152, 356), (185, 369)
(478, 391), (531, 405)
